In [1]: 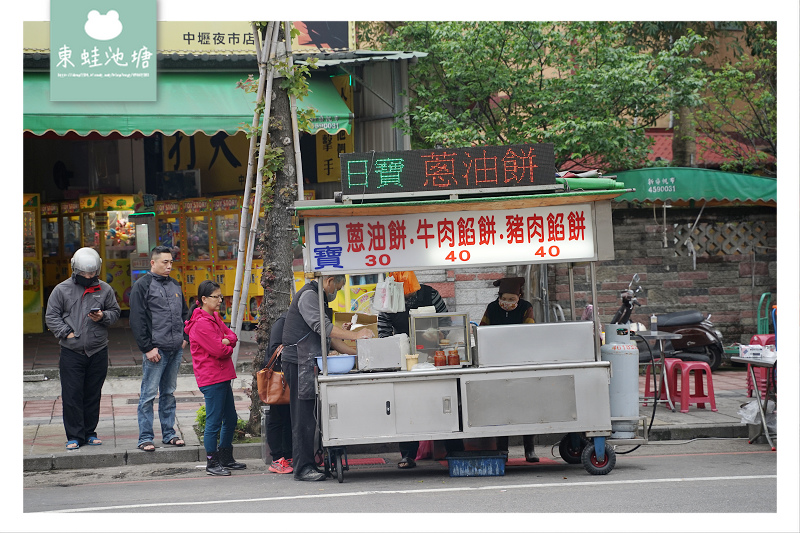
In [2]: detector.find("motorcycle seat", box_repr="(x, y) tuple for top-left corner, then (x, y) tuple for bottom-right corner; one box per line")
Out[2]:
(657, 310), (705, 327)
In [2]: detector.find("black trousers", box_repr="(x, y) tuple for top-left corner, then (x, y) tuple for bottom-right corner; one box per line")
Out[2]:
(267, 403), (292, 461)
(285, 362), (317, 479)
(59, 346), (108, 445)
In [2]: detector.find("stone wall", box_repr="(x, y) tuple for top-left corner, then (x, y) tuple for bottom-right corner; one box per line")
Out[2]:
(420, 205), (778, 348)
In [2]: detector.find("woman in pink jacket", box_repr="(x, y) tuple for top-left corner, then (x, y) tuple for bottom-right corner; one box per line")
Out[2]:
(184, 280), (246, 476)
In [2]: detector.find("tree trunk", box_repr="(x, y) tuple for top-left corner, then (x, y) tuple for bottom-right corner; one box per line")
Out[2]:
(672, 105), (697, 167)
(246, 82), (298, 434)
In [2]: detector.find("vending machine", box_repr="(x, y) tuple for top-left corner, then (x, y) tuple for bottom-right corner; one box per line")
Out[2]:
(129, 211), (156, 284)
(79, 195), (140, 310)
(181, 197), (213, 308)
(211, 195), (242, 321)
(23, 194), (44, 333)
(40, 202), (61, 302)
(60, 200), (82, 265)
(155, 199), (183, 286)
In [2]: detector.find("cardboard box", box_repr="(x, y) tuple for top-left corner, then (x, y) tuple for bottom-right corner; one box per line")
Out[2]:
(333, 312), (379, 351)
(356, 334), (410, 371)
(739, 345), (765, 358)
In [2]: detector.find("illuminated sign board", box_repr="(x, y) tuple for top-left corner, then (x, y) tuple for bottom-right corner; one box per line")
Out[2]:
(304, 202), (596, 274)
(339, 143), (556, 196)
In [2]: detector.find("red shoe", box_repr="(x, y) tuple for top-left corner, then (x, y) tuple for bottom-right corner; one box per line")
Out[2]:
(269, 457), (293, 474)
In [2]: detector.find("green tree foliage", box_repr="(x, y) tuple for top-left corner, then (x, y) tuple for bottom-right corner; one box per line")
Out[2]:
(694, 25), (776, 175)
(373, 21), (707, 171)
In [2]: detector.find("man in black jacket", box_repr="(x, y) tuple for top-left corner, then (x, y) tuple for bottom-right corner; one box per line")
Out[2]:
(130, 246), (189, 452)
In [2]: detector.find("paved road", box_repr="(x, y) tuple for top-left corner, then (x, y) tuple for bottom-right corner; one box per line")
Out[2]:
(21, 440), (789, 530)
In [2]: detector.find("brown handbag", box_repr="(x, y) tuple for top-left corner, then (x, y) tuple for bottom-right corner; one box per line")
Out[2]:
(257, 345), (290, 405)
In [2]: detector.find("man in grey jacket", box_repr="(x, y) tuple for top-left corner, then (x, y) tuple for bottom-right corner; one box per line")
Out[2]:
(129, 246), (189, 452)
(45, 247), (120, 449)
(282, 275), (373, 481)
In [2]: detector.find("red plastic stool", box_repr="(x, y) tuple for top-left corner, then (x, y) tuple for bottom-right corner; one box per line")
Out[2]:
(746, 334), (776, 398)
(643, 358), (681, 405)
(673, 361), (717, 413)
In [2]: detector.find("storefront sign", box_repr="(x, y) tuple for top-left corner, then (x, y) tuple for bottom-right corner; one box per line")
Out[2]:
(49, 0), (157, 101)
(304, 202), (596, 274)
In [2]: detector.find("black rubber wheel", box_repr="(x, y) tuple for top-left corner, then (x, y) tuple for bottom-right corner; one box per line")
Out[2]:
(334, 452), (344, 483)
(558, 434), (588, 464)
(706, 344), (723, 371)
(581, 442), (616, 475)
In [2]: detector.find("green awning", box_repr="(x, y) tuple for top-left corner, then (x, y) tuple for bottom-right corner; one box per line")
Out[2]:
(613, 167), (777, 207)
(23, 71), (352, 136)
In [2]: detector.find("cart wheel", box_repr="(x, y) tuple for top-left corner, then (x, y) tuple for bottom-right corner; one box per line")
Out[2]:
(334, 452), (344, 483)
(581, 442), (616, 475)
(558, 434), (588, 464)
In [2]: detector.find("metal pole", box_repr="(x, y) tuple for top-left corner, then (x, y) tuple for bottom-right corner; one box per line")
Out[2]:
(318, 275), (328, 376)
(284, 21), (305, 199)
(231, 22), (274, 328)
(231, 22), (280, 366)
(590, 261), (600, 361)
(568, 262), (576, 321)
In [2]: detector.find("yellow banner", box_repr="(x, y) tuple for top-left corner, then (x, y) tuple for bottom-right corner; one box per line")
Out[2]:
(316, 130), (354, 183)
(163, 131), (250, 194)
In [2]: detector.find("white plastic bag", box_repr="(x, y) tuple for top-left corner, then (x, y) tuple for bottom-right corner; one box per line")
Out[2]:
(738, 400), (777, 433)
(373, 276), (405, 313)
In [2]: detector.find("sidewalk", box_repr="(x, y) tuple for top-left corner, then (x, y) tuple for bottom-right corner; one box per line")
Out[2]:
(22, 322), (764, 471)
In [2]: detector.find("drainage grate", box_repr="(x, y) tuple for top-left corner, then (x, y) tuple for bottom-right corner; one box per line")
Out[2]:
(127, 396), (245, 404)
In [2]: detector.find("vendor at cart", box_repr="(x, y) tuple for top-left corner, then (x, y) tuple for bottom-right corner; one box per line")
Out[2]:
(282, 274), (374, 482)
(377, 271), (463, 469)
(479, 276), (539, 462)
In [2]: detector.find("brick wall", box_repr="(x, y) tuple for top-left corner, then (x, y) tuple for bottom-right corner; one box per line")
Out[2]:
(550, 206), (777, 346)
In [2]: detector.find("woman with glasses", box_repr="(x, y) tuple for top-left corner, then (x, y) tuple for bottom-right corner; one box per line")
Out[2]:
(479, 277), (539, 462)
(184, 280), (246, 475)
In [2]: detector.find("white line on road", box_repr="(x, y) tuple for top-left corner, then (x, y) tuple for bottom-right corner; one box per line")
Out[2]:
(42, 474), (777, 513)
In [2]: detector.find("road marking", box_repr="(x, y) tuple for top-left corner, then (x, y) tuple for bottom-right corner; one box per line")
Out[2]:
(42, 474), (777, 513)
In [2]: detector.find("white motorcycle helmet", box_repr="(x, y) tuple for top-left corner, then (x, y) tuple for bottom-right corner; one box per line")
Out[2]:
(71, 247), (102, 276)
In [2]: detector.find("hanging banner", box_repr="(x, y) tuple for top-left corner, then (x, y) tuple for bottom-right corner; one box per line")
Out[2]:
(304, 203), (597, 274)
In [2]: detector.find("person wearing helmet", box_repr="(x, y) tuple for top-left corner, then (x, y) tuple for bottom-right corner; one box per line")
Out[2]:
(45, 247), (121, 450)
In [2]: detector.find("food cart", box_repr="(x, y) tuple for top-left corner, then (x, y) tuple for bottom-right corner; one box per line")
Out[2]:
(291, 144), (634, 481)
(23, 194), (44, 333)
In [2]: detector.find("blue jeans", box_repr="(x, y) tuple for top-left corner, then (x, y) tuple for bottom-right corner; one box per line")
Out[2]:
(199, 380), (237, 455)
(137, 348), (183, 446)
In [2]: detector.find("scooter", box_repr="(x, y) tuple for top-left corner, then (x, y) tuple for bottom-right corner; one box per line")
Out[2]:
(610, 274), (725, 371)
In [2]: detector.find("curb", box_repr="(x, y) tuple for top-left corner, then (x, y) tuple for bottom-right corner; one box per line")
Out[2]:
(24, 362), (256, 380)
(23, 443), (263, 472)
(22, 425), (751, 472)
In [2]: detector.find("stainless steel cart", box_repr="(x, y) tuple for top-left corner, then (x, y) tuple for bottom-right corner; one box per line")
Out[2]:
(294, 186), (633, 481)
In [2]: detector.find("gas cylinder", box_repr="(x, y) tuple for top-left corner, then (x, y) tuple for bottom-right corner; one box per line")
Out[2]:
(601, 324), (640, 438)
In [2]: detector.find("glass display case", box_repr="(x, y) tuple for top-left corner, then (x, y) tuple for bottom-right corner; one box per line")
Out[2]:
(104, 210), (136, 259)
(185, 212), (211, 261)
(409, 312), (473, 367)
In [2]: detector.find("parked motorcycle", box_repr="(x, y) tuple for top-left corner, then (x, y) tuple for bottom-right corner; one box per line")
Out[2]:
(610, 274), (725, 371)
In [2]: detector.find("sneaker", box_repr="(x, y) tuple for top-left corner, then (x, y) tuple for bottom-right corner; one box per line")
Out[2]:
(269, 457), (293, 474)
(286, 458), (293, 466)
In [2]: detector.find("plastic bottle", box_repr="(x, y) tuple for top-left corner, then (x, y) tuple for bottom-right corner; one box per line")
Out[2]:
(650, 314), (658, 332)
